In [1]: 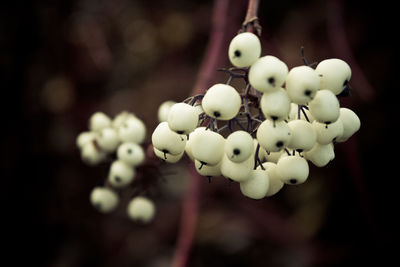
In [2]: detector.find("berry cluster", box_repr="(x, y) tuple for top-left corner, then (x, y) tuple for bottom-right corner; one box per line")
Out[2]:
(152, 32), (361, 200)
(76, 111), (155, 223)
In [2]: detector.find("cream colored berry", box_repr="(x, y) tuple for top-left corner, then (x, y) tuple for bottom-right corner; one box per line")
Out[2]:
(195, 159), (222, 177)
(97, 127), (120, 152)
(220, 153), (254, 182)
(76, 131), (98, 149)
(308, 89), (340, 124)
(167, 102), (199, 135)
(108, 160), (135, 188)
(152, 122), (186, 155)
(304, 143), (335, 167)
(248, 55), (288, 93)
(118, 116), (146, 144)
(285, 66), (320, 105)
(336, 108), (361, 142)
(117, 142), (145, 166)
(287, 120), (316, 152)
(89, 111), (111, 132)
(256, 120), (291, 152)
(90, 187), (119, 213)
(112, 111), (135, 129)
(312, 119), (344, 145)
(81, 141), (106, 165)
(127, 196), (155, 223)
(185, 127), (206, 160)
(202, 84), (241, 120)
(191, 129), (225, 166)
(228, 32), (261, 68)
(153, 147), (184, 163)
(315, 58), (352, 95)
(257, 162), (284, 196)
(225, 130), (254, 163)
(239, 169), (270, 199)
(157, 101), (176, 122)
(260, 88), (291, 122)
(276, 155), (309, 185)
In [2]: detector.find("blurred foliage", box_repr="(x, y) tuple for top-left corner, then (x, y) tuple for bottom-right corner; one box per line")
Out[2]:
(2, 0), (397, 266)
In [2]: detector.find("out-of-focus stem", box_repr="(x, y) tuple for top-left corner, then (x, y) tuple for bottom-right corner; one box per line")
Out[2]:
(327, 0), (374, 103)
(171, 1), (230, 267)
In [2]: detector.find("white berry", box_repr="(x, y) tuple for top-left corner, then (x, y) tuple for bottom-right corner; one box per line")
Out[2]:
(127, 196), (155, 223)
(336, 108), (361, 142)
(118, 116), (146, 144)
(257, 162), (284, 196)
(225, 130), (254, 163)
(195, 159), (222, 177)
(228, 32), (261, 68)
(89, 111), (111, 132)
(260, 88), (291, 122)
(112, 111), (135, 129)
(287, 120), (316, 152)
(248, 55), (289, 93)
(256, 120), (291, 152)
(315, 58), (351, 95)
(239, 169), (270, 199)
(76, 131), (98, 149)
(202, 84), (241, 120)
(97, 127), (120, 153)
(288, 103), (314, 122)
(81, 141), (106, 165)
(90, 187), (119, 213)
(308, 89), (340, 124)
(191, 129), (225, 166)
(167, 102), (199, 135)
(276, 155), (309, 185)
(153, 147), (184, 163)
(157, 101), (176, 122)
(108, 160), (135, 188)
(220, 153), (254, 182)
(152, 122), (187, 155)
(285, 66), (320, 105)
(304, 143), (335, 167)
(117, 142), (145, 166)
(312, 119), (344, 145)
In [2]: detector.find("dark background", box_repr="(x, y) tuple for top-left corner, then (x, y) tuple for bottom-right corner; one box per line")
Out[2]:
(2, 0), (397, 266)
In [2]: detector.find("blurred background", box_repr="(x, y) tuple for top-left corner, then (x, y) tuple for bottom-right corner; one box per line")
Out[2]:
(2, 0), (396, 266)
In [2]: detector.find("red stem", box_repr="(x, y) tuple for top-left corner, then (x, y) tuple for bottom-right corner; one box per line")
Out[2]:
(171, 1), (230, 267)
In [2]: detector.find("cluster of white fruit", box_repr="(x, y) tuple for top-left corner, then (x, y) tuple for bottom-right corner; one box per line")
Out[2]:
(76, 111), (155, 223)
(152, 32), (361, 200)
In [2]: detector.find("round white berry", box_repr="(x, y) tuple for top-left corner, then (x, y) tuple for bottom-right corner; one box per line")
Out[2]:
(97, 127), (120, 153)
(225, 130), (254, 163)
(220, 153), (254, 182)
(248, 55), (289, 93)
(191, 129), (225, 166)
(228, 32), (261, 68)
(195, 159), (222, 177)
(157, 100), (176, 122)
(153, 147), (184, 163)
(108, 160), (135, 188)
(127, 196), (155, 223)
(185, 127), (206, 161)
(304, 143), (335, 167)
(239, 169), (270, 199)
(117, 142), (145, 166)
(202, 84), (241, 120)
(89, 111), (111, 132)
(256, 120), (291, 152)
(151, 122), (187, 155)
(257, 162), (284, 196)
(118, 116), (146, 144)
(287, 120), (316, 152)
(260, 88), (291, 121)
(315, 58), (352, 95)
(312, 119), (344, 145)
(81, 141), (106, 165)
(76, 131), (98, 149)
(112, 111), (135, 129)
(288, 103), (314, 122)
(336, 108), (361, 142)
(90, 187), (119, 213)
(263, 150), (284, 164)
(167, 102), (199, 135)
(276, 155), (309, 185)
(308, 89), (340, 124)
(285, 66), (320, 105)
